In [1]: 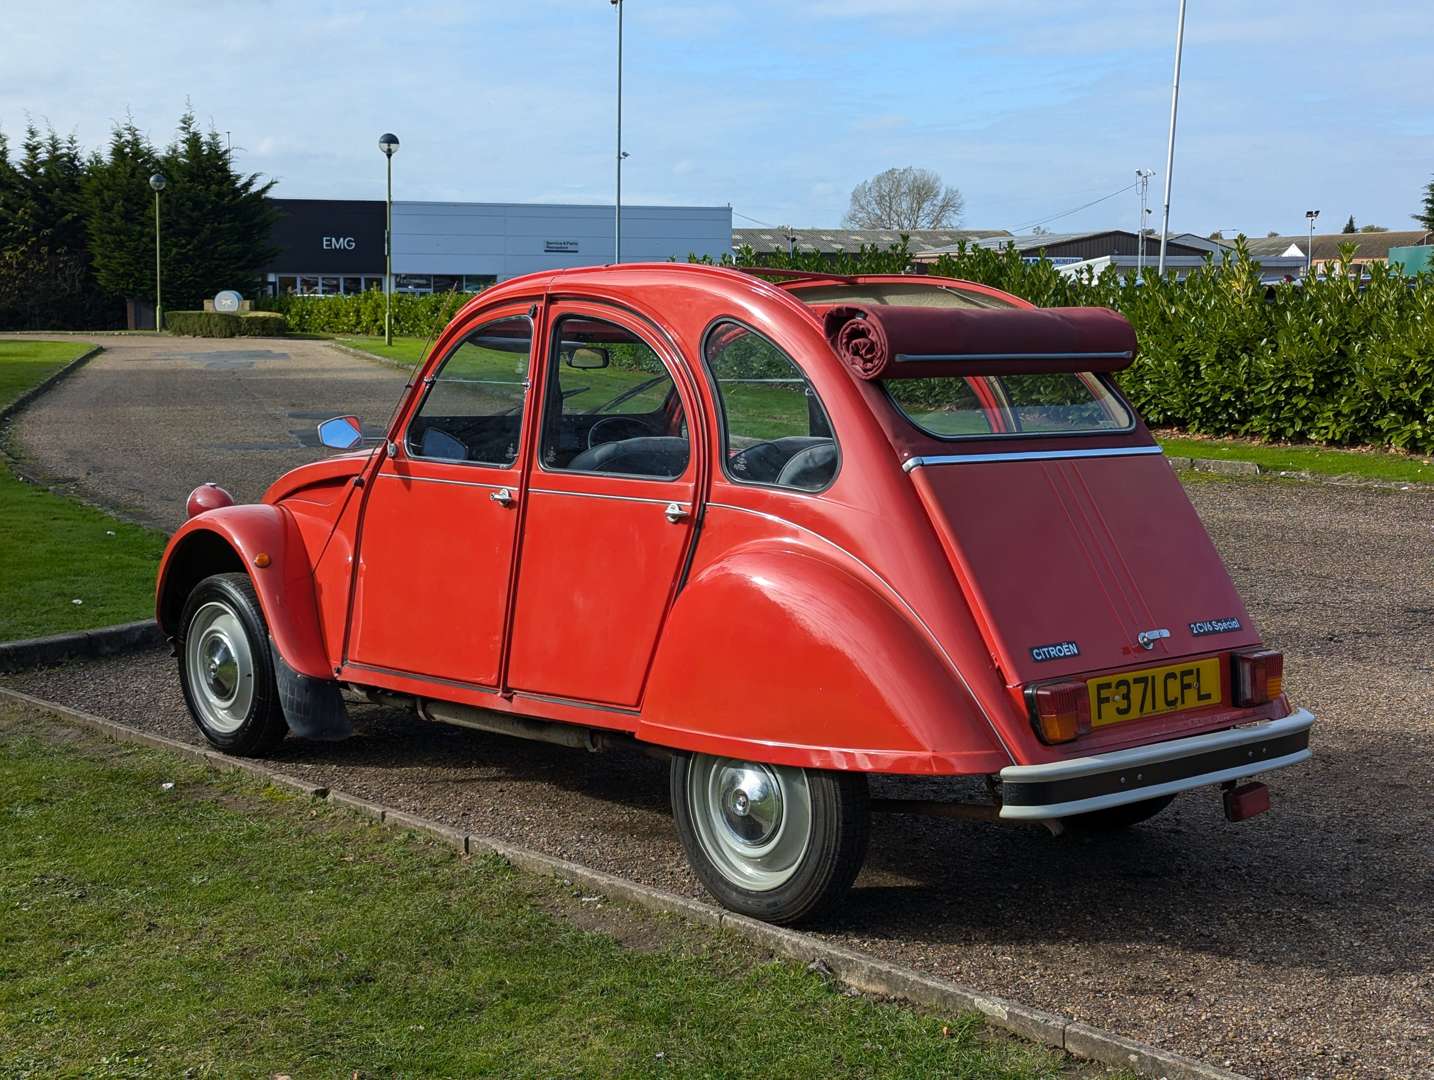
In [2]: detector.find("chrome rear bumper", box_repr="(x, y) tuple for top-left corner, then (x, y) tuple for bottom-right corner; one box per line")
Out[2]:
(997, 709), (1314, 821)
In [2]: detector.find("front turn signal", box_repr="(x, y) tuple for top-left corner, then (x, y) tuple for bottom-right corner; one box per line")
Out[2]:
(1026, 680), (1091, 744)
(1232, 649), (1283, 707)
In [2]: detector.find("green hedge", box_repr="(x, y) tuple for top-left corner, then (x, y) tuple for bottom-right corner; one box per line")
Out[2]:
(251, 240), (1434, 453)
(165, 311), (288, 337)
(256, 289), (475, 337)
(724, 239), (1434, 454)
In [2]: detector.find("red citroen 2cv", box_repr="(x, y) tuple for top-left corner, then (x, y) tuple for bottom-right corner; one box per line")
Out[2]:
(156, 265), (1313, 924)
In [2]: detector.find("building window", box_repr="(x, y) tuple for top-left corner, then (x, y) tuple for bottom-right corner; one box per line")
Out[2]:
(464, 275), (496, 292)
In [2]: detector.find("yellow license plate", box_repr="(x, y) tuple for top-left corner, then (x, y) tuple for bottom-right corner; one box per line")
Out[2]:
(1087, 657), (1222, 728)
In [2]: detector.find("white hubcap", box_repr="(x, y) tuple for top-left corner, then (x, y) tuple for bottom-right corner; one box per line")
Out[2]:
(687, 755), (812, 891)
(185, 601), (255, 734)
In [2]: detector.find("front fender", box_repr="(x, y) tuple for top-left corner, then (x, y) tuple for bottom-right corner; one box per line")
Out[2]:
(636, 544), (1010, 775)
(155, 504), (333, 681)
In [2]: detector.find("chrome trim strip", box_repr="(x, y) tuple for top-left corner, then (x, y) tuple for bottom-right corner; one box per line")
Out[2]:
(513, 689), (641, 717)
(376, 471), (511, 492)
(1000, 709), (1314, 785)
(343, 660), (501, 695)
(528, 487), (682, 508)
(998, 747), (1311, 820)
(894, 351), (1133, 363)
(902, 445), (1163, 472)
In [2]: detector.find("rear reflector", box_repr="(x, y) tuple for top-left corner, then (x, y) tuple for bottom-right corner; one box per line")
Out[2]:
(1233, 649), (1284, 707)
(1026, 680), (1091, 744)
(1223, 781), (1271, 822)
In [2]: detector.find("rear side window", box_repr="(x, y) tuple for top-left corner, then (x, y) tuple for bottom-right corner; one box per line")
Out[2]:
(705, 322), (837, 491)
(886, 373), (1132, 439)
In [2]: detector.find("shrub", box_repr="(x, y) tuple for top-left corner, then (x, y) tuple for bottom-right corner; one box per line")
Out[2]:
(255, 288), (475, 337)
(721, 238), (1434, 454)
(165, 310), (287, 337)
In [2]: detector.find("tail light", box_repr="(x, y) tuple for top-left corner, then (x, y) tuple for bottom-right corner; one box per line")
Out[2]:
(1232, 649), (1283, 707)
(1025, 680), (1091, 744)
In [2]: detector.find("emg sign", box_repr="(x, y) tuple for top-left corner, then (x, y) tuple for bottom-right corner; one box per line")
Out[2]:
(323, 236), (357, 250)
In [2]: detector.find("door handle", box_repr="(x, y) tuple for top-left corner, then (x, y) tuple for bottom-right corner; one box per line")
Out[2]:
(664, 501), (689, 524)
(490, 487), (515, 507)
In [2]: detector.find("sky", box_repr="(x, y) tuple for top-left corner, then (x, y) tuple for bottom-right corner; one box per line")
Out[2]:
(3, 1), (1431, 239)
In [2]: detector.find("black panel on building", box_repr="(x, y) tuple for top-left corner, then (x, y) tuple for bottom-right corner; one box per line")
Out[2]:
(262, 198), (385, 295)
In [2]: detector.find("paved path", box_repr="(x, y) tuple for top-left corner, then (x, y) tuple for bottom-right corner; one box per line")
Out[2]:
(5, 339), (1434, 1076)
(1, 334), (405, 530)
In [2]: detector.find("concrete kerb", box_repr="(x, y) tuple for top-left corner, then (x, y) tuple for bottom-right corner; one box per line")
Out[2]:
(0, 620), (165, 674)
(0, 344), (103, 425)
(0, 684), (1250, 1080)
(323, 338), (421, 373)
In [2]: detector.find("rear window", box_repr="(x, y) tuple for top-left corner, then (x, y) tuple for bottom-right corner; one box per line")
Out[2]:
(885, 373), (1133, 439)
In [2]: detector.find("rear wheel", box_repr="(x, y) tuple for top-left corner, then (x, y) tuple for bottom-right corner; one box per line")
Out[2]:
(1063, 793), (1176, 833)
(177, 573), (287, 756)
(671, 752), (868, 925)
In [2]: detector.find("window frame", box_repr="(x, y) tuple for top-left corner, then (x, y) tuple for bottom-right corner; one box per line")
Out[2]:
(402, 312), (534, 469)
(535, 311), (694, 484)
(881, 371), (1138, 443)
(700, 317), (841, 495)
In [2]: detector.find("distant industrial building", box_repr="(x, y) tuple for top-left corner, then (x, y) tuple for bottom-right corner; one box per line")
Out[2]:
(732, 227), (1008, 258)
(911, 230), (1306, 284)
(261, 198), (731, 295)
(1242, 230), (1432, 274)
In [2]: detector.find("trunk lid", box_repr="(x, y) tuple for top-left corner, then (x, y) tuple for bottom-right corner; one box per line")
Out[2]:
(908, 449), (1261, 686)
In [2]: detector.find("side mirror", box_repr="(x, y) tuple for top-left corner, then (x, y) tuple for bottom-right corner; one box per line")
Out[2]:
(564, 345), (610, 370)
(317, 415), (364, 450)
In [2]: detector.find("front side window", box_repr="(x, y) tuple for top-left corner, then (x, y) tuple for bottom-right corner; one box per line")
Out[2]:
(539, 316), (690, 480)
(886, 372), (1132, 439)
(705, 322), (837, 491)
(406, 315), (530, 466)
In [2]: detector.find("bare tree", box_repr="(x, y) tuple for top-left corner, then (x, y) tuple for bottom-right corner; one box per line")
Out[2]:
(842, 167), (964, 229)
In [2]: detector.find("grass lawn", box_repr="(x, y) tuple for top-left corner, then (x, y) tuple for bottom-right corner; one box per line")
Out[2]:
(336, 334), (434, 369)
(339, 337), (1434, 483)
(0, 340), (94, 408)
(0, 708), (1078, 1080)
(1157, 434), (1434, 485)
(0, 341), (167, 640)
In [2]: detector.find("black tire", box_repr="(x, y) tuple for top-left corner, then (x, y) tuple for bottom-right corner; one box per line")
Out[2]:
(670, 752), (868, 925)
(1063, 793), (1176, 834)
(176, 572), (288, 756)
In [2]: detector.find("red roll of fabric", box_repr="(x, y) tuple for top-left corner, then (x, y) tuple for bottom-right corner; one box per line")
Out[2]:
(822, 304), (1138, 380)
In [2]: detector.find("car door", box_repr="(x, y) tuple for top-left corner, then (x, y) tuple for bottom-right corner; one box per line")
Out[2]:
(504, 305), (701, 708)
(346, 311), (534, 687)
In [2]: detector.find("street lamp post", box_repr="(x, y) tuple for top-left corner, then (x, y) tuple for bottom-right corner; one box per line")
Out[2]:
(1136, 169), (1154, 278)
(611, 0), (624, 264)
(1156, 0), (1187, 276)
(1305, 209), (1320, 277)
(379, 133), (400, 345)
(149, 174), (167, 331)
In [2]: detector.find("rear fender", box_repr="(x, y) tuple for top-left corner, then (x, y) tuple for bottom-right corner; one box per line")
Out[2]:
(637, 544), (1010, 775)
(155, 504), (333, 681)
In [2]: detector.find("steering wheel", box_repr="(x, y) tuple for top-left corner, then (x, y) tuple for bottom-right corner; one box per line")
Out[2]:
(587, 415), (660, 449)
(725, 440), (785, 482)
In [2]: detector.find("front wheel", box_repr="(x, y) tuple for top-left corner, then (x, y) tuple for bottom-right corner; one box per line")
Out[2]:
(177, 572), (288, 756)
(670, 752), (868, 925)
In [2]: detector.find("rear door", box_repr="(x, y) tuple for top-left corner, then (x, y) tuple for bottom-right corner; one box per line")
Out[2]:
(503, 305), (702, 708)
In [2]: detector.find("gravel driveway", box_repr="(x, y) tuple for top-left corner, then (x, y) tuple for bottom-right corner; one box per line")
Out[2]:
(2, 334), (406, 530)
(4, 343), (1433, 1078)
